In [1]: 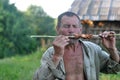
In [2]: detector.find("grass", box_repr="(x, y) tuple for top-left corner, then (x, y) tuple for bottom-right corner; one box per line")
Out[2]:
(0, 48), (44, 80)
(0, 48), (120, 80)
(100, 73), (120, 80)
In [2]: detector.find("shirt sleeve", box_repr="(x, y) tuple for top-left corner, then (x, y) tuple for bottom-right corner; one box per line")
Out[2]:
(99, 50), (120, 74)
(100, 58), (120, 74)
(33, 47), (65, 80)
(86, 41), (120, 74)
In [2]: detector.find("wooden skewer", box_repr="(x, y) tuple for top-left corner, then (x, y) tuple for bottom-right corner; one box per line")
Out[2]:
(30, 35), (74, 38)
(30, 34), (120, 39)
(73, 34), (120, 39)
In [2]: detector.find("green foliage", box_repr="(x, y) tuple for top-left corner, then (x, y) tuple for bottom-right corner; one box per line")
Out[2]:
(0, 0), (38, 58)
(25, 5), (56, 35)
(24, 5), (56, 46)
(0, 0), (56, 58)
(0, 48), (44, 80)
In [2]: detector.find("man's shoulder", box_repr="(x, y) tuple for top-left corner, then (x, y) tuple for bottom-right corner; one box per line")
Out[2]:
(47, 46), (54, 52)
(42, 46), (54, 57)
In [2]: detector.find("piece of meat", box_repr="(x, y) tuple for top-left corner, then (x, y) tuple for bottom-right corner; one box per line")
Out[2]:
(71, 34), (93, 39)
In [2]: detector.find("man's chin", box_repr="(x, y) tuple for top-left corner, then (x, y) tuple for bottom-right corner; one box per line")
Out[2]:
(69, 38), (78, 44)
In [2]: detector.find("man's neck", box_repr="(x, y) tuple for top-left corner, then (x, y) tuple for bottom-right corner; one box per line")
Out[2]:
(66, 40), (80, 51)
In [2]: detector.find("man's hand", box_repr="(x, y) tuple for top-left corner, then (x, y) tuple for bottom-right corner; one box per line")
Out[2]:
(52, 35), (70, 66)
(99, 31), (116, 50)
(99, 31), (120, 62)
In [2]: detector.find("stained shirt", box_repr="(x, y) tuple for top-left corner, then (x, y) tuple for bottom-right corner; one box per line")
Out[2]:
(33, 40), (120, 80)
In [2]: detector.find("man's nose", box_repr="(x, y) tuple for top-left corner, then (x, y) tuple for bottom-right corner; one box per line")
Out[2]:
(68, 26), (74, 32)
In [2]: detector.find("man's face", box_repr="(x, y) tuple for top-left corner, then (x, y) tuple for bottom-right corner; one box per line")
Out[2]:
(57, 15), (82, 36)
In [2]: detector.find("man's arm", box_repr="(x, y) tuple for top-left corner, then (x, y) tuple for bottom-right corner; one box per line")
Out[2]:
(100, 31), (120, 63)
(99, 31), (120, 74)
(107, 48), (120, 63)
(33, 47), (65, 80)
(33, 47), (55, 80)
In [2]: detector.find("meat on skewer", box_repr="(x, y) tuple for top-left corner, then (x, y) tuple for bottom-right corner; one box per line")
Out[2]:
(71, 33), (116, 39)
(70, 34), (93, 39)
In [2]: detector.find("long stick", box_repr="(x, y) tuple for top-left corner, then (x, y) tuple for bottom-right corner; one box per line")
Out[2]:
(30, 34), (120, 39)
(30, 35), (74, 38)
(30, 35), (57, 38)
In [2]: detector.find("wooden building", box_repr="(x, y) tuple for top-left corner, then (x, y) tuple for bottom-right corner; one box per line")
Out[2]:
(69, 0), (120, 48)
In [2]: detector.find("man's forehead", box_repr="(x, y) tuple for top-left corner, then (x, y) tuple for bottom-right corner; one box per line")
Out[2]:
(61, 15), (79, 23)
(61, 15), (78, 19)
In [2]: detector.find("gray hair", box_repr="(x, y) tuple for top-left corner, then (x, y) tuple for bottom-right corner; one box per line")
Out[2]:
(57, 11), (81, 28)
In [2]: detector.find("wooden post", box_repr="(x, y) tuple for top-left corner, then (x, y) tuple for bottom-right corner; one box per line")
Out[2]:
(41, 38), (45, 48)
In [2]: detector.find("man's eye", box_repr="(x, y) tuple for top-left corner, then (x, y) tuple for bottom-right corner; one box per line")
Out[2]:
(62, 24), (80, 28)
(73, 25), (77, 28)
(63, 25), (70, 28)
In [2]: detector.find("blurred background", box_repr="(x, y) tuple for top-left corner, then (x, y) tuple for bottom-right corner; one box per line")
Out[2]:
(0, 0), (120, 80)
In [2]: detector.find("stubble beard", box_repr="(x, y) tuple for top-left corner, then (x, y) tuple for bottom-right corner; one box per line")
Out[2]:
(68, 33), (79, 45)
(69, 38), (78, 44)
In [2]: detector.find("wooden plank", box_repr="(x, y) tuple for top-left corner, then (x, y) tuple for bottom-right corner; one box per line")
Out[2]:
(70, 0), (120, 20)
